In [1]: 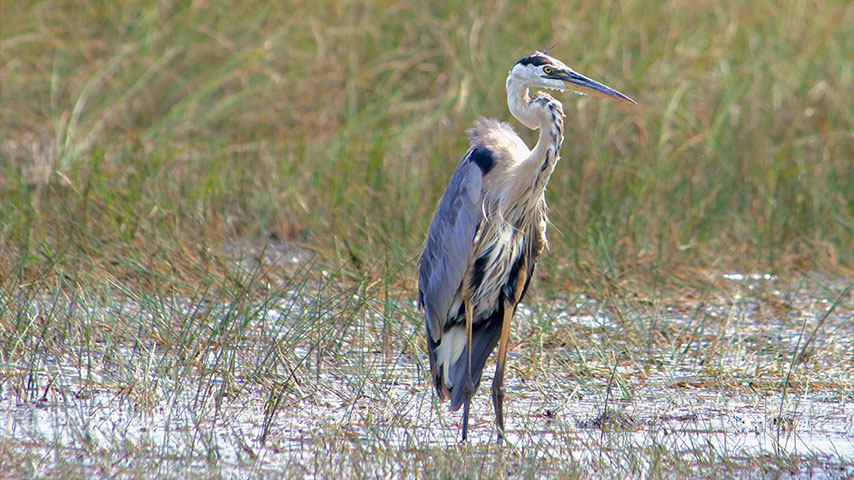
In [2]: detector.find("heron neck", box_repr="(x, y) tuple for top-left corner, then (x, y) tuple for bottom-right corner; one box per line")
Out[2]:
(506, 79), (537, 129)
(526, 100), (564, 195)
(505, 77), (565, 200)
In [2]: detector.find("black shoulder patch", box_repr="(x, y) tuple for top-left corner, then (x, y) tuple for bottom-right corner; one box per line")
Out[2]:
(516, 54), (552, 67)
(469, 147), (495, 174)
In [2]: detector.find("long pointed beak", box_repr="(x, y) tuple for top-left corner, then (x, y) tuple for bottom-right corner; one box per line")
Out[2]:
(548, 69), (636, 104)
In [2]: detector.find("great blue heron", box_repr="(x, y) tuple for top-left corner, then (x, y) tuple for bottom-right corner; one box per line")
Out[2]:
(418, 52), (634, 442)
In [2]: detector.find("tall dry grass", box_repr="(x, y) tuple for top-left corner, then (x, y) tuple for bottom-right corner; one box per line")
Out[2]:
(1, 0), (851, 290)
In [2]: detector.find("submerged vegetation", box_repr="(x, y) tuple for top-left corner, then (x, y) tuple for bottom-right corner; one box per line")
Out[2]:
(1, 0), (852, 478)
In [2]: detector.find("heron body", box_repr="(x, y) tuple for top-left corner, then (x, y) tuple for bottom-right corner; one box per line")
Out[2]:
(418, 52), (634, 441)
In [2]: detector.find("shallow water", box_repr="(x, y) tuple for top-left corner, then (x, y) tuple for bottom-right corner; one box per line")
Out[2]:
(3, 355), (850, 477)
(2, 271), (852, 477)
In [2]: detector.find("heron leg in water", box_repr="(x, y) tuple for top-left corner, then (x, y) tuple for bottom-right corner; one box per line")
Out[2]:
(461, 300), (476, 441)
(493, 267), (526, 443)
(492, 300), (514, 442)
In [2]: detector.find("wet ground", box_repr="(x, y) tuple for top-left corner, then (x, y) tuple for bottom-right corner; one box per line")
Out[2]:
(1, 269), (852, 478)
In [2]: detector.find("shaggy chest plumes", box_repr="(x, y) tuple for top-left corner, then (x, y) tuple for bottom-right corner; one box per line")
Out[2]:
(467, 219), (527, 315)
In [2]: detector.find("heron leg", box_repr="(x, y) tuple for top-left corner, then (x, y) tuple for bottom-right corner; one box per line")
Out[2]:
(461, 300), (476, 442)
(493, 266), (527, 443)
(492, 300), (514, 442)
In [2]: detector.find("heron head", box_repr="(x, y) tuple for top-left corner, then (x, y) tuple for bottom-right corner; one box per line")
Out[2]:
(509, 52), (636, 104)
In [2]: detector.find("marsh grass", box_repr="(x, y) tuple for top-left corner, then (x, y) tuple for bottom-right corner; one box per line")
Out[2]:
(1, 0), (853, 478)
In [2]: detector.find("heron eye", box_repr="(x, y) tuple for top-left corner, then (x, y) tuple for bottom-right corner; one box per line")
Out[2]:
(543, 66), (553, 74)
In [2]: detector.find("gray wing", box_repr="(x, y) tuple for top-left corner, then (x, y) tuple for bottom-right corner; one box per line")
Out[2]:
(418, 148), (483, 344)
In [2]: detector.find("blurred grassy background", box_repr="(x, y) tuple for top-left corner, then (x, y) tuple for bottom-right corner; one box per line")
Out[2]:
(1, 0), (853, 289)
